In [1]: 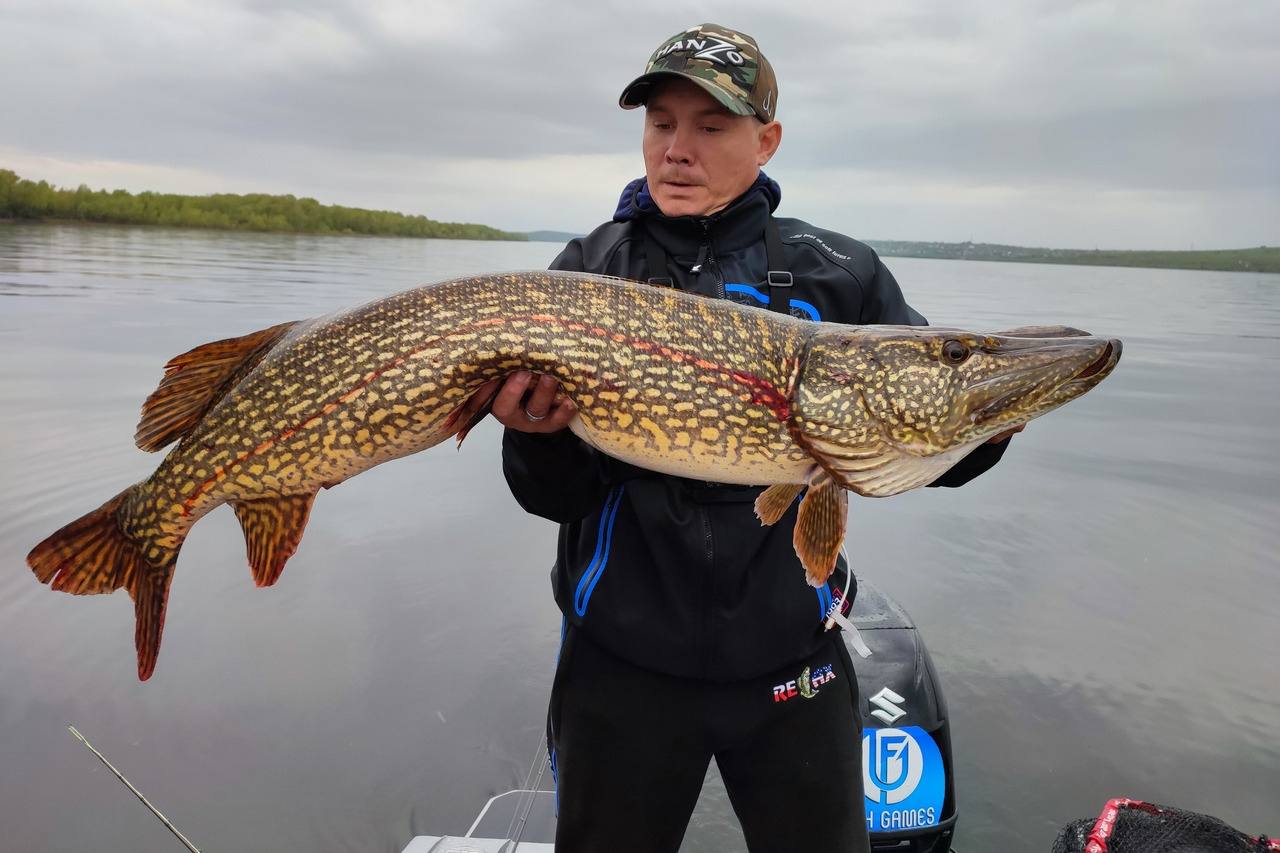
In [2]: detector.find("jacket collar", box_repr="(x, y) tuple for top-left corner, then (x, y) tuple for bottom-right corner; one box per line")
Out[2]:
(613, 172), (781, 222)
(612, 172), (782, 255)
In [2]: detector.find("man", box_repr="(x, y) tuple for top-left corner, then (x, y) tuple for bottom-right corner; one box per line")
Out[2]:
(479, 23), (1012, 852)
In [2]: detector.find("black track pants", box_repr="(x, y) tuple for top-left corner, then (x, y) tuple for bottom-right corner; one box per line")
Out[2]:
(547, 627), (871, 853)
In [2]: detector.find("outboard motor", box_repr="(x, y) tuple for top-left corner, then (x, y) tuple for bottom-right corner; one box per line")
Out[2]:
(845, 577), (958, 853)
(401, 576), (961, 853)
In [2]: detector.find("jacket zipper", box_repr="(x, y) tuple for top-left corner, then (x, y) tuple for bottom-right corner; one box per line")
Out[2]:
(697, 503), (716, 677)
(694, 219), (726, 299)
(694, 218), (724, 676)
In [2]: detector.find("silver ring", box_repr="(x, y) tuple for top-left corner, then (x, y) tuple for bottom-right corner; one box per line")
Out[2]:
(524, 408), (546, 422)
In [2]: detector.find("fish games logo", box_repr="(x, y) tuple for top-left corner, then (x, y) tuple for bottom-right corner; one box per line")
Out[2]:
(863, 727), (946, 832)
(771, 663), (836, 702)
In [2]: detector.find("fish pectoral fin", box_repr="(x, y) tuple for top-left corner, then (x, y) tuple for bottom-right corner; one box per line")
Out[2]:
(135, 320), (301, 452)
(755, 483), (805, 526)
(230, 493), (317, 588)
(448, 381), (503, 448)
(793, 472), (848, 587)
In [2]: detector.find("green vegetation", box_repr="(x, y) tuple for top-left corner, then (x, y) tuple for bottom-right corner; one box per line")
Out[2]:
(868, 240), (1280, 274)
(5, 168), (1274, 270)
(0, 169), (526, 241)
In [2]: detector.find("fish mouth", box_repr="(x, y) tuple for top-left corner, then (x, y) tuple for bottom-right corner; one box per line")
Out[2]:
(971, 337), (1122, 427)
(1077, 339), (1121, 379)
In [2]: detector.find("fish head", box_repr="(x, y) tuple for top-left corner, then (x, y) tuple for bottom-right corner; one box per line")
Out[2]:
(791, 324), (1122, 495)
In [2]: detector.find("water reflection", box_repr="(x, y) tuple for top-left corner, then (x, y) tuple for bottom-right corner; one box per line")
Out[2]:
(1, 226), (1277, 853)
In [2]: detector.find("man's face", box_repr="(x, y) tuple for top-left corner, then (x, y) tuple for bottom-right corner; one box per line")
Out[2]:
(642, 78), (782, 218)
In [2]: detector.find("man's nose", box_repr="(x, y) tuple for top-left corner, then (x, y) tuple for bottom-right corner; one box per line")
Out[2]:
(665, 128), (694, 164)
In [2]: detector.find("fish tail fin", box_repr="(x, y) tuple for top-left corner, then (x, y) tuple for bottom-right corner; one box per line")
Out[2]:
(130, 557), (178, 681)
(27, 487), (181, 680)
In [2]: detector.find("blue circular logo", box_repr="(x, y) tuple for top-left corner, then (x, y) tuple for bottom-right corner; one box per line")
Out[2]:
(862, 726), (946, 832)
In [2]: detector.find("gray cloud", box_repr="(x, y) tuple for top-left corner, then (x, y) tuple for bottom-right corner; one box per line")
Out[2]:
(2, 0), (1276, 248)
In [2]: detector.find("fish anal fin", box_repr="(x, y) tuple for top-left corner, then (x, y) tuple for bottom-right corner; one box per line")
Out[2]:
(755, 483), (805, 526)
(793, 472), (848, 587)
(135, 320), (301, 452)
(230, 493), (317, 588)
(130, 559), (177, 681)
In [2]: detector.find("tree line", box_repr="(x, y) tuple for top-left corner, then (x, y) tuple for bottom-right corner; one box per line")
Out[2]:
(869, 239), (1280, 274)
(0, 169), (526, 241)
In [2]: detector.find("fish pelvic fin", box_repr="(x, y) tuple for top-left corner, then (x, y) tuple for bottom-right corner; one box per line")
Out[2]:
(793, 471), (848, 587)
(755, 483), (805, 526)
(26, 487), (180, 680)
(135, 320), (301, 452)
(230, 493), (317, 588)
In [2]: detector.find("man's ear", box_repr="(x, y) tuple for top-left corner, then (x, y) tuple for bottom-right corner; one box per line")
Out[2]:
(757, 121), (783, 166)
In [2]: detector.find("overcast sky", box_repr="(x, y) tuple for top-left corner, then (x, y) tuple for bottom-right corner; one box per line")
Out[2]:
(3, 0), (1277, 249)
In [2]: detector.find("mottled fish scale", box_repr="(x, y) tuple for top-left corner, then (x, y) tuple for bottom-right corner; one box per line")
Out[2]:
(26, 270), (1121, 679)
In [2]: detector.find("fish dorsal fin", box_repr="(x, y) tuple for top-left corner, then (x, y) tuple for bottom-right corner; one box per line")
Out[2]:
(135, 320), (300, 451)
(230, 494), (317, 588)
(793, 471), (848, 587)
(755, 483), (805, 526)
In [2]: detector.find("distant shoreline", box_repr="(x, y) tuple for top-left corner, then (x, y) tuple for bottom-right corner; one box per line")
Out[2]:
(9, 219), (1272, 275)
(865, 240), (1280, 275)
(0, 216), (529, 241)
(4, 167), (1275, 273)
(0, 169), (527, 242)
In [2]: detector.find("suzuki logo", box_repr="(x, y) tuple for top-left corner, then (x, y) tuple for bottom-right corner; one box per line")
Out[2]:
(869, 686), (906, 725)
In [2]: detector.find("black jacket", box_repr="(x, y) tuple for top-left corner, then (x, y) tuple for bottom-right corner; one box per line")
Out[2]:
(502, 177), (1007, 681)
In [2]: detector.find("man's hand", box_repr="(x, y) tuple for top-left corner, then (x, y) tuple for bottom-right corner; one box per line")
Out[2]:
(464, 370), (577, 434)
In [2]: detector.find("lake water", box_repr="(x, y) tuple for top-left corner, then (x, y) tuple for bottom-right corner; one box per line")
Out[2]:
(1, 224), (1277, 852)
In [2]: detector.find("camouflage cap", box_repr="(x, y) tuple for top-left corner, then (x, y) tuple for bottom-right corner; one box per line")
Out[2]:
(619, 23), (778, 123)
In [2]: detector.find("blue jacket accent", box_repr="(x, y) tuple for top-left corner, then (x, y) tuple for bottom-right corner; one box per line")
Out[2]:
(723, 283), (821, 321)
(573, 486), (626, 617)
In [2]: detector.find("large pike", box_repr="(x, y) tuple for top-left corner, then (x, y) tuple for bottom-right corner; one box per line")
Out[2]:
(27, 271), (1120, 679)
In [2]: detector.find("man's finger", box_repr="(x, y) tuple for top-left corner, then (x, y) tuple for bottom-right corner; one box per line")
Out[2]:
(489, 371), (535, 422)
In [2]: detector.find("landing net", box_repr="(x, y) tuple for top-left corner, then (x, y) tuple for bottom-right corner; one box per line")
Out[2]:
(1052, 799), (1279, 853)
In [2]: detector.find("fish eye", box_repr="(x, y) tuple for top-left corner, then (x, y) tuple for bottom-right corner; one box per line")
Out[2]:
(941, 340), (970, 365)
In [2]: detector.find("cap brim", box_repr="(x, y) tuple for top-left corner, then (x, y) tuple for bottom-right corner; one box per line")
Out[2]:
(618, 71), (756, 117)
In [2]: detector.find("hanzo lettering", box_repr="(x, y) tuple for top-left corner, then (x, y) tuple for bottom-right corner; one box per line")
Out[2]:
(657, 37), (745, 66)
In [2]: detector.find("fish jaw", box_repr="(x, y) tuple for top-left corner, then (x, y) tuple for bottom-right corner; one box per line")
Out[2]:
(790, 325), (1121, 496)
(940, 330), (1121, 438)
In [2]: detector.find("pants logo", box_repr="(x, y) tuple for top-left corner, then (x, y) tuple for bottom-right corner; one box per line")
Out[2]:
(771, 663), (836, 702)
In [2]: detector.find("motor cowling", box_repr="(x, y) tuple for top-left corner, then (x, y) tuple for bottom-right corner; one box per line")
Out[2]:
(846, 578), (957, 853)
